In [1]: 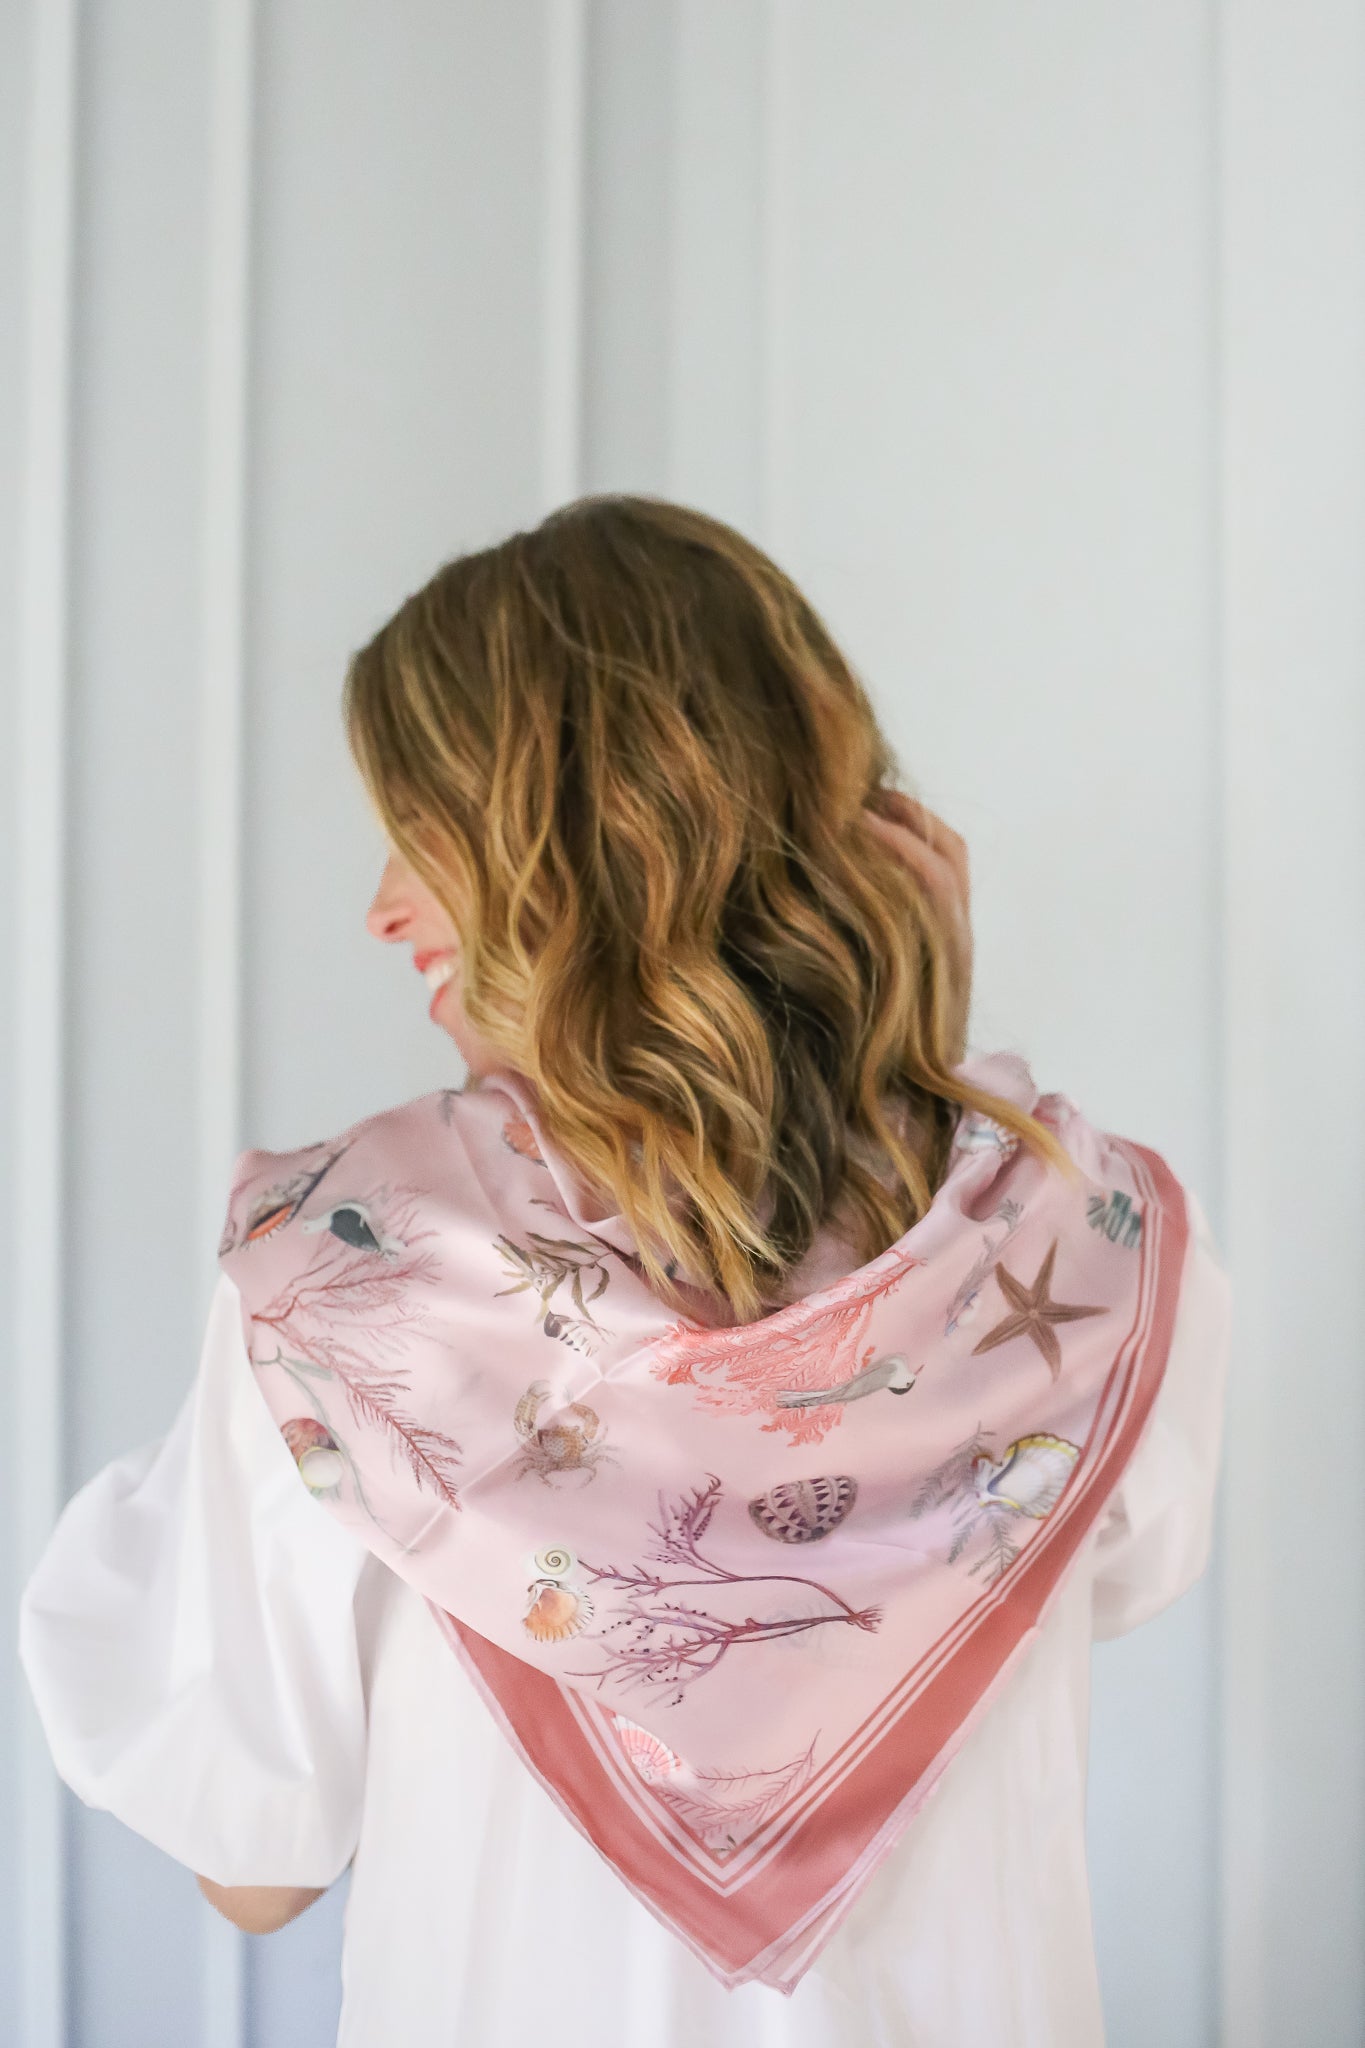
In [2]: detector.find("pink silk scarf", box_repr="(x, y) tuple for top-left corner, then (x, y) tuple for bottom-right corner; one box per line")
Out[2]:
(216, 1050), (1188, 1992)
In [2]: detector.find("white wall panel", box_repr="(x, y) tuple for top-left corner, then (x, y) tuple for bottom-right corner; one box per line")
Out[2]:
(245, 0), (551, 1156)
(10, 0), (76, 2037)
(4, 3), (1363, 2042)
(1217, 6), (1365, 2044)
(63, 1), (215, 2040)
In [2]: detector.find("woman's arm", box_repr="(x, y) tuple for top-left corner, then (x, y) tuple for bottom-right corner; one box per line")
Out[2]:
(195, 1872), (327, 1934)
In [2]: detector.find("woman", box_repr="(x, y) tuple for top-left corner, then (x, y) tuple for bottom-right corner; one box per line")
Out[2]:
(20, 496), (1230, 2045)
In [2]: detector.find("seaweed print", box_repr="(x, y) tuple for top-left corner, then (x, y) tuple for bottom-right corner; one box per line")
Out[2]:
(493, 1231), (615, 1355)
(613, 1719), (819, 1857)
(943, 1198), (1024, 1336)
(568, 1475), (881, 1706)
(242, 1182), (464, 1511)
(647, 1246), (923, 1448)
(909, 1425), (1081, 1584)
(1087, 1189), (1143, 1249)
(512, 1380), (619, 1485)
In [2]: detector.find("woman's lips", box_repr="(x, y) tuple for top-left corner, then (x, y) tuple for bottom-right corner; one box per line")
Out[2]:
(415, 952), (455, 1020)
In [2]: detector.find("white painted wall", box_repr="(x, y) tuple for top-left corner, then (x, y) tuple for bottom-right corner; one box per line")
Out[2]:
(5, 4), (1362, 2043)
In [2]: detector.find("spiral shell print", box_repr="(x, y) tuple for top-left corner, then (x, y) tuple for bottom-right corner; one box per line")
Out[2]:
(523, 1579), (594, 1642)
(532, 1545), (576, 1580)
(747, 1474), (858, 1544)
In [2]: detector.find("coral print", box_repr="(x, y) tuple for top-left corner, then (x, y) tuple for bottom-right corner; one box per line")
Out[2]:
(570, 1475), (881, 1706)
(1087, 1189), (1144, 1248)
(493, 1231), (616, 1355)
(239, 1179), (464, 1513)
(648, 1244), (923, 1447)
(613, 1718), (819, 1858)
(970, 1238), (1106, 1379)
(512, 1381), (618, 1485)
(909, 1427), (1081, 1583)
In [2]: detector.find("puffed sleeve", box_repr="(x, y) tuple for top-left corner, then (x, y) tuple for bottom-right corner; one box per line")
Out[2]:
(17, 1272), (372, 1886)
(1088, 1187), (1232, 1639)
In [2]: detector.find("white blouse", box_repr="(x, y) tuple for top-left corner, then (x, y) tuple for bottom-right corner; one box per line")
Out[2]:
(19, 1193), (1230, 2048)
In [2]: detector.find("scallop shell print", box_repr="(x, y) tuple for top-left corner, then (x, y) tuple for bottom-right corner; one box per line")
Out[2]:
(523, 1579), (595, 1643)
(616, 1717), (684, 1785)
(281, 1417), (346, 1495)
(748, 1475), (858, 1544)
(972, 1433), (1079, 1517)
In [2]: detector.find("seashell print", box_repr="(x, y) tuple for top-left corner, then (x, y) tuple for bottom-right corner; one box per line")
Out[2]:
(281, 1417), (346, 1495)
(616, 1717), (684, 1784)
(748, 1475), (858, 1544)
(972, 1433), (1079, 1518)
(523, 1579), (594, 1643)
(532, 1545), (576, 1581)
(952, 1112), (1020, 1161)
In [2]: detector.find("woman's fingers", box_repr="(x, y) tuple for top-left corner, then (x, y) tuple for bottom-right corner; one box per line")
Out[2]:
(863, 813), (958, 914)
(861, 790), (975, 1036)
(865, 789), (970, 914)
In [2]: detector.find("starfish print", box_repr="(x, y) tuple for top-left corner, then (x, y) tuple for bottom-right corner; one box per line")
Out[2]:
(969, 1238), (1105, 1379)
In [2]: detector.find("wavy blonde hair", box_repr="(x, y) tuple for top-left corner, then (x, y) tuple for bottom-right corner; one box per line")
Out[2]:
(343, 494), (1069, 1322)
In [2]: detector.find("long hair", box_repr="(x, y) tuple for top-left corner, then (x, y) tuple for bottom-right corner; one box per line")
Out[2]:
(343, 494), (1070, 1322)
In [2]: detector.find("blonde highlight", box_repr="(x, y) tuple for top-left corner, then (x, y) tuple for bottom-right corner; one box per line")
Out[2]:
(344, 494), (1072, 1324)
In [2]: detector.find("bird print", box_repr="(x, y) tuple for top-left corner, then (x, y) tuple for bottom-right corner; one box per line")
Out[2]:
(970, 1239), (1105, 1379)
(775, 1351), (923, 1410)
(300, 1199), (407, 1257)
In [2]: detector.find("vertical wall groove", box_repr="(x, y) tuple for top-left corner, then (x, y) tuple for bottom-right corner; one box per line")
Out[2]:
(1211, 0), (1271, 2032)
(758, 0), (794, 557)
(196, 0), (256, 2040)
(542, 0), (587, 509)
(15, 0), (79, 2040)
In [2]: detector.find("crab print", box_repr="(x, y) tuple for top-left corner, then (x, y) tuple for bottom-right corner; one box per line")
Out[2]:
(512, 1380), (619, 1485)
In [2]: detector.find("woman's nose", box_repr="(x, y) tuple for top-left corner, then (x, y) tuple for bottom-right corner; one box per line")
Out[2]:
(365, 861), (411, 943)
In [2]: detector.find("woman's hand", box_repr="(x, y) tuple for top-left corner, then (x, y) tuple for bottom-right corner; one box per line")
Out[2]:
(861, 788), (973, 1047)
(195, 1872), (327, 1935)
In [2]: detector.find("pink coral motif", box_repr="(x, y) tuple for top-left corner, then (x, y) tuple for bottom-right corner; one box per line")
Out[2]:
(647, 1245), (923, 1446)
